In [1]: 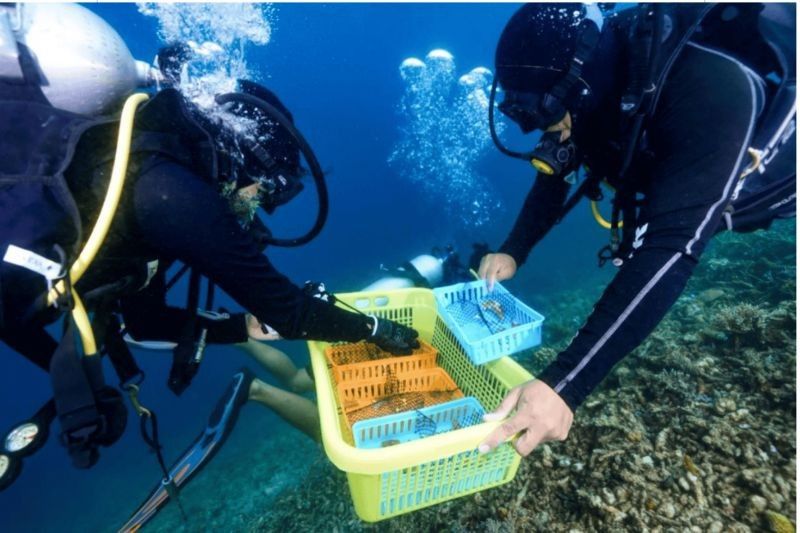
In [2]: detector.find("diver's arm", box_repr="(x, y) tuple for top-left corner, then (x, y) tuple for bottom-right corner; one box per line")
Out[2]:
(131, 157), (373, 342)
(498, 174), (571, 266)
(480, 44), (760, 459)
(119, 269), (249, 344)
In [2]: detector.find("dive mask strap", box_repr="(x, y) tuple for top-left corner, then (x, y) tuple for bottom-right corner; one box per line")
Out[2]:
(488, 78), (535, 161)
(545, 18), (600, 115)
(490, 16), (600, 161)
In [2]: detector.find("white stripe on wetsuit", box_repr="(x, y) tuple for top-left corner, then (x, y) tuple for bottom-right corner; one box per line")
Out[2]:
(684, 43), (759, 256)
(554, 252), (683, 393)
(765, 102), (797, 153)
(554, 45), (758, 394)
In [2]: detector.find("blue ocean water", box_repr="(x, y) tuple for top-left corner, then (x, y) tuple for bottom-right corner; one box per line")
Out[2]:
(0, 3), (618, 531)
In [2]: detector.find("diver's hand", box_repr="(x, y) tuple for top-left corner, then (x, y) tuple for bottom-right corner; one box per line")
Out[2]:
(369, 316), (420, 355)
(478, 253), (517, 291)
(247, 313), (281, 341)
(478, 380), (573, 457)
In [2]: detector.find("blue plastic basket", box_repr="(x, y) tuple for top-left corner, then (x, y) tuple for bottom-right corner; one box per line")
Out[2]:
(352, 397), (485, 450)
(433, 281), (544, 365)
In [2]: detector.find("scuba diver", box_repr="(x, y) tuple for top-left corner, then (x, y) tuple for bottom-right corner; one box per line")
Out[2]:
(0, 2), (419, 499)
(478, 3), (796, 457)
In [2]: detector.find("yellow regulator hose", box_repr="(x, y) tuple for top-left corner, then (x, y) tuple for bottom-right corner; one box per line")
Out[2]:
(47, 93), (150, 354)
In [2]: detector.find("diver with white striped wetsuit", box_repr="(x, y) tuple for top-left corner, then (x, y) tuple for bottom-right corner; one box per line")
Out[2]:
(477, 3), (796, 457)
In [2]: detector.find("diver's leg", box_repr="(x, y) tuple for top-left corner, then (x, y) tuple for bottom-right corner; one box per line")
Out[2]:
(236, 339), (314, 393)
(290, 367), (314, 393)
(248, 378), (321, 441)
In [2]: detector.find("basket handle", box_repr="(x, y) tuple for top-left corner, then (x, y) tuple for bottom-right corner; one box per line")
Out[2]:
(351, 295), (390, 310)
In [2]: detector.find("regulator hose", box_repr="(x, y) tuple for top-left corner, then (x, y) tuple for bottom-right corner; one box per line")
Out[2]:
(214, 92), (329, 247)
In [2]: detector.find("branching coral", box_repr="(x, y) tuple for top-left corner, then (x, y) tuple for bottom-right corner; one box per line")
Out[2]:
(713, 303), (768, 350)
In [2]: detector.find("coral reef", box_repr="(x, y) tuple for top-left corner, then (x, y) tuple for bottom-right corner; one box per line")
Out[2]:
(248, 221), (795, 532)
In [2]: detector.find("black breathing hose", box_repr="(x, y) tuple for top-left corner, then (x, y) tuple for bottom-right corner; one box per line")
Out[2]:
(214, 92), (330, 247)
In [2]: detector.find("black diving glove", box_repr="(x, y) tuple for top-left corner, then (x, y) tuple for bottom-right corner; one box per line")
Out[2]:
(368, 316), (420, 355)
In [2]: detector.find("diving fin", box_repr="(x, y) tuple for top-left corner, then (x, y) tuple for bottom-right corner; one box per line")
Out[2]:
(119, 367), (255, 532)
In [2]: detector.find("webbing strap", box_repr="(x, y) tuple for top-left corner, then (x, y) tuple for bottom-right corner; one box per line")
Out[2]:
(104, 315), (144, 388)
(547, 19), (600, 110)
(168, 269), (202, 395)
(50, 322), (103, 468)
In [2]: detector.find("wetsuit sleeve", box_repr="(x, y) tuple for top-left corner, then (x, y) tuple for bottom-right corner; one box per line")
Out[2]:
(119, 269), (249, 344)
(131, 157), (372, 342)
(498, 174), (571, 266)
(536, 45), (759, 411)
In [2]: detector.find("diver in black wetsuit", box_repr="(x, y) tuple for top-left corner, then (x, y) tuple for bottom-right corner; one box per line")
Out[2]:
(5, 83), (419, 382)
(70, 122), (417, 353)
(478, 4), (796, 457)
(0, 10), (419, 489)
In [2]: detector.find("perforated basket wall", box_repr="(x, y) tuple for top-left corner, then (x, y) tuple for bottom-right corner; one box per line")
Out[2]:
(308, 288), (535, 522)
(434, 281), (544, 365)
(325, 340), (438, 384)
(352, 397), (485, 449)
(337, 367), (462, 425)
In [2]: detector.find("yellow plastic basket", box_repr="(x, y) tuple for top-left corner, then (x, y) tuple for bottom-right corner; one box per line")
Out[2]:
(309, 288), (534, 522)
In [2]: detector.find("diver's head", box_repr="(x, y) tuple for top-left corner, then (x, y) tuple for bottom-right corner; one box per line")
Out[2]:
(213, 80), (329, 247)
(489, 3), (621, 175)
(493, 3), (607, 135)
(0, 3), (157, 115)
(219, 80), (305, 224)
(155, 42), (194, 88)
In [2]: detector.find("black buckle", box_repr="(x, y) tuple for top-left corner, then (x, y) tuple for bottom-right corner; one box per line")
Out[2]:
(61, 419), (102, 469)
(597, 245), (614, 267)
(120, 370), (145, 390)
(168, 342), (203, 396)
(586, 181), (604, 202)
(50, 245), (73, 312)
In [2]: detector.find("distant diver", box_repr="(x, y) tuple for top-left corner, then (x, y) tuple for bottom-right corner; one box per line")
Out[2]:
(478, 3), (796, 456)
(0, 2), (419, 498)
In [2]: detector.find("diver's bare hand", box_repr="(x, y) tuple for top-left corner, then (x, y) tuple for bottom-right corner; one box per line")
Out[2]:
(247, 313), (281, 341)
(478, 380), (573, 457)
(478, 253), (517, 291)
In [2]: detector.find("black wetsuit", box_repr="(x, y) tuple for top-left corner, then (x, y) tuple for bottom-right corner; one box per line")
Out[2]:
(499, 44), (779, 410)
(64, 152), (373, 348)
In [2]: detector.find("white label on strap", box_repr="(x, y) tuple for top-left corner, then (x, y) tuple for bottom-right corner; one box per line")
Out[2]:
(141, 259), (159, 289)
(197, 309), (231, 321)
(3, 245), (63, 280)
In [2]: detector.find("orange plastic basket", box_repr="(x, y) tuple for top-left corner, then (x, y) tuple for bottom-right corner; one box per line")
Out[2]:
(336, 367), (462, 420)
(325, 340), (438, 384)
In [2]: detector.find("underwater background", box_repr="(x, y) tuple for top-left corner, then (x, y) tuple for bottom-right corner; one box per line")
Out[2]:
(0, 3), (795, 532)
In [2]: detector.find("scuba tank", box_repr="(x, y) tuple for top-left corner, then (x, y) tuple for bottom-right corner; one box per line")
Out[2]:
(362, 245), (477, 291)
(0, 1), (158, 484)
(362, 254), (446, 292)
(0, 3), (157, 115)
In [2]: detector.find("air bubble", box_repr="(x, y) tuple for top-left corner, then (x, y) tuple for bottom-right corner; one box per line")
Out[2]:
(389, 49), (502, 227)
(400, 57), (426, 81)
(138, 3), (275, 110)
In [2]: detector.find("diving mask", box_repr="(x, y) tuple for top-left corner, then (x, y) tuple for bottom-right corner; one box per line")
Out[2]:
(254, 168), (305, 214)
(489, 77), (579, 177)
(497, 89), (568, 134)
